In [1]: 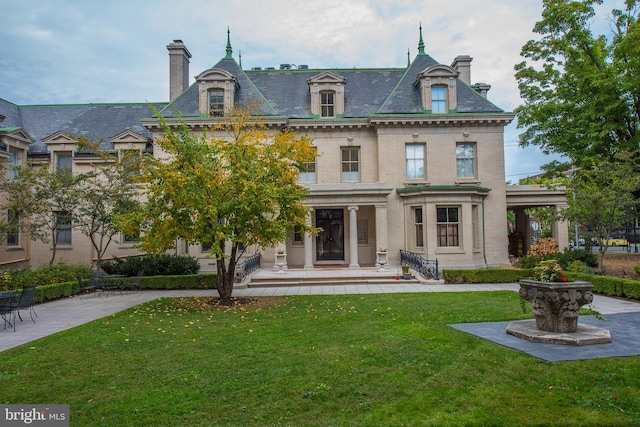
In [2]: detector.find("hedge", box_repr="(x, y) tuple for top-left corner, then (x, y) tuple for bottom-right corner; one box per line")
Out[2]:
(442, 269), (530, 284)
(442, 269), (640, 301)
(566, 272), (640, 300)
(29, 274), (218, 304)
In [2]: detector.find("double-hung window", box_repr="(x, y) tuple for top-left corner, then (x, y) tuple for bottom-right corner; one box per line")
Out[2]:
(8, 149), (20, 180)
(7, 210), (19, 246)
(437, 207), (459, 247)
(431, 86), (447, 113)
(456, 143), (476, 178)
(57, 152), (72, 174)
(209, 89), (224, 117)
(406, 144), (425, 179)
(55, 211), (72, 245)
(299, 150), (317, 183)
(320, 91), (335, 118)
(341, 147), (360, 182)
(414, 207), (424, 248)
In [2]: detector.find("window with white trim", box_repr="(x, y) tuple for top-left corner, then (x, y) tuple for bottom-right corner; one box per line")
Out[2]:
(456, 143), (476, 178)
(299, 150), (317, 183)
(406, 144), (425, 179)
(414, 207), (424, 248)
(320, 91), (335, 118)
(55, 211), (72, 245)
(209, 89), (225, 117)
(437, 207), (459, 247)
(57, 152), (72, 174)
(7, 210), (19, 246)
(431, 86), (447, 113)
(9, 148), (21, 180)
(341, 147), (360, 182)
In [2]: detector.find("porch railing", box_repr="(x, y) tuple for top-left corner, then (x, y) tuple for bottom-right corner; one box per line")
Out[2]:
(400, 250), (440, 280)
(235, 253), (261, 282)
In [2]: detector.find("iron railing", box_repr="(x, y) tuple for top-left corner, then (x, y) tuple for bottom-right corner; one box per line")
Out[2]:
(400, 250), (439, 280)
(235, 253), (261, 281)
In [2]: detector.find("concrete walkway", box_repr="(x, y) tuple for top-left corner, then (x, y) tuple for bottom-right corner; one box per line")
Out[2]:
(2, 282), (640, 353)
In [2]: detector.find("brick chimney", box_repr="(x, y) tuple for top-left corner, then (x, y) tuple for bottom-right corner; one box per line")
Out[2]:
(167, 40), (192, 101)
(451, 55), (472, 85)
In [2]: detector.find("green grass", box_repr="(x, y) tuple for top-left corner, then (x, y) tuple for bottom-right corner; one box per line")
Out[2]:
(2, 292), (639, 426)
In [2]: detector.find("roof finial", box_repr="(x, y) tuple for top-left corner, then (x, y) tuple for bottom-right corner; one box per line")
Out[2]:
(418, 22), (426, 56)
(407, 48), (411, 67)
(239, 50), (242, 68)
(225, 26), (233, 59)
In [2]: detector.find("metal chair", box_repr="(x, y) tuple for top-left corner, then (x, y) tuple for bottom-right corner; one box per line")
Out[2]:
(120, 271), (144, 293)
(10, 286), (38, 323)
(0, 303), (16, 331)
(77, 275), (99, 296)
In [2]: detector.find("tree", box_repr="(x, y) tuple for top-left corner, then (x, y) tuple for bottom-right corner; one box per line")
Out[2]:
(117, 107), (317, 302)
(0, 163), (90, 265)
(563, 155), (639, 270)
(515, 0), (640, 165)
(72, 137), (142, 268)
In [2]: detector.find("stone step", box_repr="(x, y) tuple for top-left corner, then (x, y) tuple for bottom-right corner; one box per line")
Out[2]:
(248, 271), (420, 287)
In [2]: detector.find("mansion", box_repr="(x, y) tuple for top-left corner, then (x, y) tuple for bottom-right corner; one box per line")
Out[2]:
(0, 28), (569, 271)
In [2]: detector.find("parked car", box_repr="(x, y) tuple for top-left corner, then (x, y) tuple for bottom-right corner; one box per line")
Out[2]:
(602, 238), (628, 247)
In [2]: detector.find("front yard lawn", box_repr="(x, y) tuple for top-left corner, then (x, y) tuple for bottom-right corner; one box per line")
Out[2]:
(2, 292), (639, 426)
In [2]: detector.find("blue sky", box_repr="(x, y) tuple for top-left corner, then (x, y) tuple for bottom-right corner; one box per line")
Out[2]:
(0, 0), (623, 180)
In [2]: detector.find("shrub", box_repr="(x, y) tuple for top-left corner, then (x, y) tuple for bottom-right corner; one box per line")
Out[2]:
(100, 254), (200, 277)
(555, 248), (598, 268)
(528, 237), (559, 257)
(517, 248), (597, 270)
(517, 255), (544, 269)
(0, 263), (91, 290)
(567, 260), (586, 273)
(442, 269), (530, 284)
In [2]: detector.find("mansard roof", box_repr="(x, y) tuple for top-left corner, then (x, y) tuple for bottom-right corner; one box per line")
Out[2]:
(161, 46), (504, 120)
(0, 99), (166, 153)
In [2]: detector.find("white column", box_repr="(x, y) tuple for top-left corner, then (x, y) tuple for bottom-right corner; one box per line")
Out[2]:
(304, 208), (314, 270)
(348, 205), (360, 269)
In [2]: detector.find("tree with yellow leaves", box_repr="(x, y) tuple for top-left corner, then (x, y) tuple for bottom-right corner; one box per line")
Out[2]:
(118, 107), (316, 301)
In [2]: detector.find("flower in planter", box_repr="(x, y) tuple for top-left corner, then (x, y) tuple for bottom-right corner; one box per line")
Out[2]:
(378, 248), (387, 253)
(530, 259), (567, 282)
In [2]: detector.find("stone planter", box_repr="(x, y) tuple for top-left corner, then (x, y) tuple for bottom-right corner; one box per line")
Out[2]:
(274, 252), (287, 273)
(517, 279), (593, 333)
(376, 251), (388, 270)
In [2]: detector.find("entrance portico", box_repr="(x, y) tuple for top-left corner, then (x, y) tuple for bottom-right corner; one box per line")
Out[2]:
(288, 183), (392, 269)
(506, 184), (569, 256)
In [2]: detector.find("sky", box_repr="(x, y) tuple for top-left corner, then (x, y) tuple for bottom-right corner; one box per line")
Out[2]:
(0, 0), (623, 181)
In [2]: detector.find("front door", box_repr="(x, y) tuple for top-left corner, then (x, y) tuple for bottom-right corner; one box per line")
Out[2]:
(316, 209), (344, 261)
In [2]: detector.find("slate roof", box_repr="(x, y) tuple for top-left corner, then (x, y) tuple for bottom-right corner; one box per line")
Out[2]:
(0, 99), (166, 153)
(161, 50), (504, 119)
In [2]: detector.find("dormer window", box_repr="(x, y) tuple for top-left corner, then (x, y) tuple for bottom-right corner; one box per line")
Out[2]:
(209, 89), (225, 117)
(57, 152), (72, 174)
(196, 68), (239, 117)
(416, 65), (458, 113)
(320, 91), (335, 118)
(308, 72), (347, 118)
(431, 86), (447, 113)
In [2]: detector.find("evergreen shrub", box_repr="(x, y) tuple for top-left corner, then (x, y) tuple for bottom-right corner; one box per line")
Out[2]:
(100, 254), (200, 277)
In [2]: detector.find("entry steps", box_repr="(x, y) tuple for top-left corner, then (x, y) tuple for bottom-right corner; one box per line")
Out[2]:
(246, 267), (421, 287)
